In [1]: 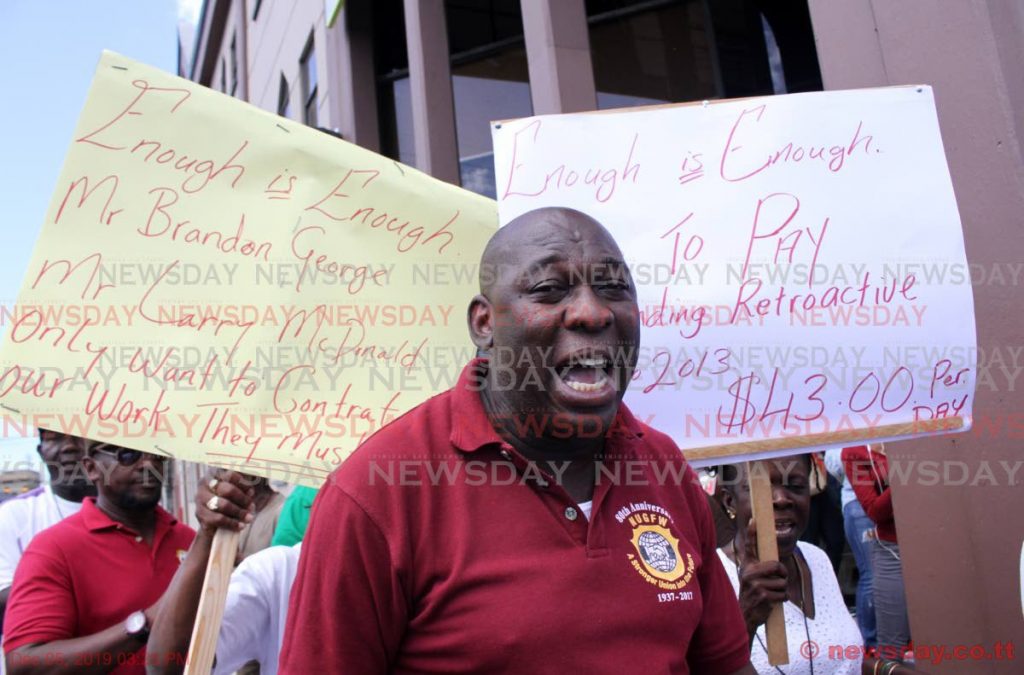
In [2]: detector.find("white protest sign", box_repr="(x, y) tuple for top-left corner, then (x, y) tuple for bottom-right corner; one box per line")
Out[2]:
(492, 86), (976, 464)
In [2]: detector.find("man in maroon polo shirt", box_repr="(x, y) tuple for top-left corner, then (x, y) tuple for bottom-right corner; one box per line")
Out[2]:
(279, 207), (754, 674)
(3, 443), (194, 674)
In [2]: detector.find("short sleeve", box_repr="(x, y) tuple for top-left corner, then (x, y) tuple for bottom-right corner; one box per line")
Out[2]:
(842, 447), (893, 524)
(0, 502), (24, 590)
(277, 485), (407, 674)
(3, 542), (75, 652)
(685, 484), (751, 674)
(213, 553), (272, 675)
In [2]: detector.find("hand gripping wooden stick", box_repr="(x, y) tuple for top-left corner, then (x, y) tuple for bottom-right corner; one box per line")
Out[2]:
(746, 460), (789, 666)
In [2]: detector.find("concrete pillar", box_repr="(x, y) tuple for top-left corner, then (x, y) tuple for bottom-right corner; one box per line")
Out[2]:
(521, 0), (596, 114)
(808, 2), (1024, 671)
(403, 0), (460, 183)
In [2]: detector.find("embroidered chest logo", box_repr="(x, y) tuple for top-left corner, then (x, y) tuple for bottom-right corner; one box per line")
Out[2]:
(617, 502), (695, 590)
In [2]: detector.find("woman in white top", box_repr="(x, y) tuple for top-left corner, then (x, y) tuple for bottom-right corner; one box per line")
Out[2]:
(714, 456), (916, 675)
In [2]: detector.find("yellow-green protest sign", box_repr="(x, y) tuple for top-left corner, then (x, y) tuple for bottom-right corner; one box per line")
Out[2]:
(0, 52), (496, 486)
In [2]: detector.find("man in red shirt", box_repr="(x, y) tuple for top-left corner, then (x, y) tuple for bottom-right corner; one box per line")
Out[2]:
(279, 207), (754, 674)
(3, 443), (194, 674)
(0, 429), (97, 632)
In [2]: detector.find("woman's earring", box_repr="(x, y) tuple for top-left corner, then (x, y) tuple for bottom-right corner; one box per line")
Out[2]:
(725, 506), (736, 521)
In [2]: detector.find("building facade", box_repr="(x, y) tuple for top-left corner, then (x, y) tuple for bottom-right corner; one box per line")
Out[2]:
(184, 1), (1024, 672)
(184, 0), (821, 196)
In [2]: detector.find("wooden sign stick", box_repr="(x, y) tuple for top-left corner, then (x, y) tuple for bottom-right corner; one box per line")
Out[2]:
(686, 417), (963, 463)
(183, 529), (239, 675)
(746, 460), (789, 666)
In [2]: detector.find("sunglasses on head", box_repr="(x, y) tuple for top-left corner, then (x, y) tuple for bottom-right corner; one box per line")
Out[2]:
(91, 445), (148, 467)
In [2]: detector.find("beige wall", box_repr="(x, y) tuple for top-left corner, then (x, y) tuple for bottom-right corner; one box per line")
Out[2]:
(196, 0), (336, 127)
(810, 1), (1024, 672)
(247, 0), (333, 126)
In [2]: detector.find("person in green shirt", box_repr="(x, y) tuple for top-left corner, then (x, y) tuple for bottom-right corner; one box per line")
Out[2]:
(270, 485), (317, 547)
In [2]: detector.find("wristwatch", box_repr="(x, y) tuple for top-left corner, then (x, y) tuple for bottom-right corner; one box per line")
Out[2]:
(125, 610), (150, 643)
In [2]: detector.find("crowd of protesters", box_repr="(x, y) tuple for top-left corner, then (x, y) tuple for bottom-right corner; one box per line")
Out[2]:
(0, 431), (296, 675)
(0, 209), (927, 674)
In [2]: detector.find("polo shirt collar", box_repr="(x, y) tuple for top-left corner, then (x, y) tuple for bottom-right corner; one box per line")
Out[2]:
(80, 496), (177, 535)
(449, 358), (504, 453)
(607, 399), (645, 441)
(449, 358), (645, 454)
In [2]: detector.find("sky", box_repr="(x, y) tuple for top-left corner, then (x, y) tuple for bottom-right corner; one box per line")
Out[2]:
(0, 0), (185, 469)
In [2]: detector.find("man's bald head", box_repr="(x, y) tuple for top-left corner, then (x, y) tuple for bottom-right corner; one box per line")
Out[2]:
(478, 207), (624, 297)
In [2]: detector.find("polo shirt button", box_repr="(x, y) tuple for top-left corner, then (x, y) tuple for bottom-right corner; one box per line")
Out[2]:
(564, 506), (578, 521)
(135, 536), (143, 543)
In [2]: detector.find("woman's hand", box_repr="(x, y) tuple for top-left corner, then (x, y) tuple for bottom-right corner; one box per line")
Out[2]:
(735, 520), (789, 641)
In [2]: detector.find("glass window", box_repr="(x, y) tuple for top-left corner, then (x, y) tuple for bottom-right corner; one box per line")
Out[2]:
(300, 35), (318, 126)
(447, 0), (532, 198)
(762, 15), (786, 95)
(450, 50), (532, 198)
(757, 0), (822, 93)
(446, 0), (527, 52)
(229, 34), (238, 96)
(277, 74), (291, 118)
(378, 77), (416, 167)
(701, 0), (774, 98)
(374, 0), (415, 167)
(587, 0), (821, 108)
(374, 0), (532, 196)
(588, 0), (719, 109)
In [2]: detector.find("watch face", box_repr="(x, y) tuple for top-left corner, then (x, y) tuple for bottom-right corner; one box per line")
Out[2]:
(126, 611), (146, 633)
